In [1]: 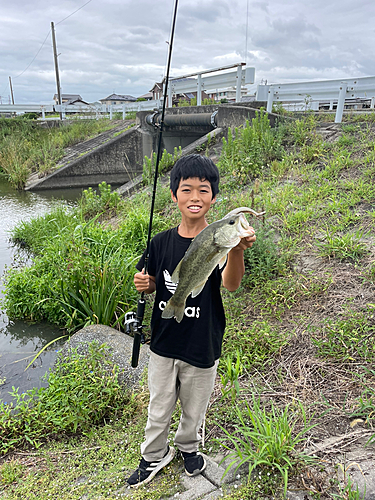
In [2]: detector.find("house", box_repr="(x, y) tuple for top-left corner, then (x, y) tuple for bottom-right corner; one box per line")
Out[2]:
(206, 86), (248, 102)
(53, 93), (83, 105)
(150, 83), (163, 101)
(149, 79), (209, 106)
(99, 94), (137, 106)
(137, 92), (153, 101)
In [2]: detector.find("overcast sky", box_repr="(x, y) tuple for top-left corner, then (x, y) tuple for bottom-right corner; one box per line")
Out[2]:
(1, 0), (374, 104)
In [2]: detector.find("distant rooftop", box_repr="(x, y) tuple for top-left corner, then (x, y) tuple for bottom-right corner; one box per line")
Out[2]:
(100, 93), (136, 102)
(54, 94), (82, 101)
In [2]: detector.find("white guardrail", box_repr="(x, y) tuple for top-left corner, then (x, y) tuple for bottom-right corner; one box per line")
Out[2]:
(0, 63), (256, 119)
(168, 63), (255, 105)
(0, 100), (162, 120)
(257, 76), (375, 123)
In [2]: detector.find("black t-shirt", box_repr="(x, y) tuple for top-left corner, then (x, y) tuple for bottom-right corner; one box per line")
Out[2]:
(136, 227), (226, 368)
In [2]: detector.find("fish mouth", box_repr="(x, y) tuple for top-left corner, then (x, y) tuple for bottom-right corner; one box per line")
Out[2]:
(237, 214), (255, 236)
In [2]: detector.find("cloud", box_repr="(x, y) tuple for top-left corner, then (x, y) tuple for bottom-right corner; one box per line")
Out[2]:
(0, 0), (374, 103)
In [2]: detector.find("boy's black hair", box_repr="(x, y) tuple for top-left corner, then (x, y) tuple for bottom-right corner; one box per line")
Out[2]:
(170, 154), (219, 199)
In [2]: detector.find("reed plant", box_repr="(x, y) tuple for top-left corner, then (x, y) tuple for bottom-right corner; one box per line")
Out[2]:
(219, 396), (316, 498)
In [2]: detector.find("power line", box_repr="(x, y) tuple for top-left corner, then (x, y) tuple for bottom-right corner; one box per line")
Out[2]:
(56, 0), (93, 25)
(13, 30), (51, 80)
(2, 0), (94, 92)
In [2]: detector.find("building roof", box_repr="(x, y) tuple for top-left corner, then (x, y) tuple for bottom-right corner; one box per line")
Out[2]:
(65, 98), (89, 105)
(100, 93), (137, 102)
(150, 82), (163, 92)
(54, 93), (82, 101)
(138, 92), (153, 100)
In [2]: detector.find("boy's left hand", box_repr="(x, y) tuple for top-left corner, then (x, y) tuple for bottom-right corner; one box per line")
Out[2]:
(233, 229), (256, 251)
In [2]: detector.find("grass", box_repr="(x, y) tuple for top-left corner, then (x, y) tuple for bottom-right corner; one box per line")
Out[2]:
(218, 396), (317, 498)
(311, 310), (375, 362)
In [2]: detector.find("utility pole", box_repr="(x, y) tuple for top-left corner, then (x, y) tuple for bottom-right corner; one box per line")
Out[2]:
(51, 21), (62, 120)
(9, 77), (15, 105)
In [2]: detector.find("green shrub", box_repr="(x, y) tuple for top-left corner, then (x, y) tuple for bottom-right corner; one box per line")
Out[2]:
(219, 111), (284, 185)
(243, 225), (287, 287)
(21, 112), (40, 120)
(78, 181), (121, 219)
(143, 147), (182, 185)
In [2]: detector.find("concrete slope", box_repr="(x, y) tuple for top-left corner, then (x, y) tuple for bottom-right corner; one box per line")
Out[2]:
(25, 120), (142, 191)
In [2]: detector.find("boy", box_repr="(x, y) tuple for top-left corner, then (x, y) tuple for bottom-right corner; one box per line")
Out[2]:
(127, 154), (256, 487)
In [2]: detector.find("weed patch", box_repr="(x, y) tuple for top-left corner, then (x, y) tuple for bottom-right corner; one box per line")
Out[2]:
(312, 310), (375, 362)
(0, 343), (130, 455)
(218, 396), (316, 497)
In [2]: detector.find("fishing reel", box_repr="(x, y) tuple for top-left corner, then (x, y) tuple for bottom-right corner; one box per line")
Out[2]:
(125, 305), (146, 369)
(124, 311), (145, 344)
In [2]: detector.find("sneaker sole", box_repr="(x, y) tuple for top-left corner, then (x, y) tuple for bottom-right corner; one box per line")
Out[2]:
(130, 446), (176, 488)
(184, 454), (207, 477)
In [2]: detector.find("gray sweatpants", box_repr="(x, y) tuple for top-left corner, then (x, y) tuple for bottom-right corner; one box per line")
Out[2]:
(141, 351), (219, 462)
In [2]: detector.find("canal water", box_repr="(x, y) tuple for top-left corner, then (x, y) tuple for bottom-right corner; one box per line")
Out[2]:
(0, 178), (82, 402)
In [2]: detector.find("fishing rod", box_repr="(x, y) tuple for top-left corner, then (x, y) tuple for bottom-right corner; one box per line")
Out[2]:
(129, 0), (179, 368)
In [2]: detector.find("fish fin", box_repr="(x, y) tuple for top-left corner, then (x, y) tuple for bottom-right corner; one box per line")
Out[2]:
(191, 280), (207, 298)
(171, 260), (183, 284)
(162, 298), (185, 323)
(219, 255), (228, 269)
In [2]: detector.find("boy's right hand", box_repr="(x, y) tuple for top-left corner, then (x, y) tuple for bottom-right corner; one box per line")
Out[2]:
(134, 270), (156, 293)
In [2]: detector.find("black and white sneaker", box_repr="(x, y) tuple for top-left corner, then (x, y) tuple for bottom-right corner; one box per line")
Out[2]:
(127, 446), (175, 488)
(181, 451), (206, 477)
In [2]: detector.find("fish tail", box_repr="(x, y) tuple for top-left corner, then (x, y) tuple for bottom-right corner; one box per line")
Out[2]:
(162, 298), (185, 323)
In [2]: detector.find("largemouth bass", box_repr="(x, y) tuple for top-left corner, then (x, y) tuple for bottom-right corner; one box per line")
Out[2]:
(161, 207), (265, 323)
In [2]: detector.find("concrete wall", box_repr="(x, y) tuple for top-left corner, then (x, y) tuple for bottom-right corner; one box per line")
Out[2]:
(26, 126), (144, 191)
(216, 105), (278, 129)
(137, 101), (276, 153)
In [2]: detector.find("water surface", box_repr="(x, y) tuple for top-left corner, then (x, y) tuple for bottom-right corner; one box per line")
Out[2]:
(0, 179), (82, 401)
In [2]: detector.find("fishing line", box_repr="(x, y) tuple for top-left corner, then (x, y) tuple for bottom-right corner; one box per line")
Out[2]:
(131, 0), (179, 368)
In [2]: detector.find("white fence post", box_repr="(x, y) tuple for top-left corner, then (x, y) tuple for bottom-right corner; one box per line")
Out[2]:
(122, 104), (126, 120)
(235, 65), (242, 102)
(109, 105), (113, 120)
(167, 81), (172, 108)
(62, 105), (66, 120)
(335, 83), (347, 123)
(197, 74), (202, 106)
(371, 97), (375, 109)
(267, 87), (274, 113)
(41, 107), (45, 120)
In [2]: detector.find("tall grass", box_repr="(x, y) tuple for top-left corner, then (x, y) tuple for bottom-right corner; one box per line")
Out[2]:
(143, 146), (182, 185)
(218, 111), (284, 187)
(0, 343), (126, 455)
(4, 185), (168, 330)
(219, 397), (316, 497)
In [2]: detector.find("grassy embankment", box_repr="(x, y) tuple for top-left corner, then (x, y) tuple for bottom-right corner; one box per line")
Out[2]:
(0, 117), (134, 189)
(1, 111), (375, 499)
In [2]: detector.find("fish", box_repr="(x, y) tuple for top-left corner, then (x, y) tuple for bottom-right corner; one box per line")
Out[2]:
(161, 207), (265, 323)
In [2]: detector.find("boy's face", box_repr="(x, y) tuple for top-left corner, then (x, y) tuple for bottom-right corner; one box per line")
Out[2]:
(171, 177), (216, 220)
